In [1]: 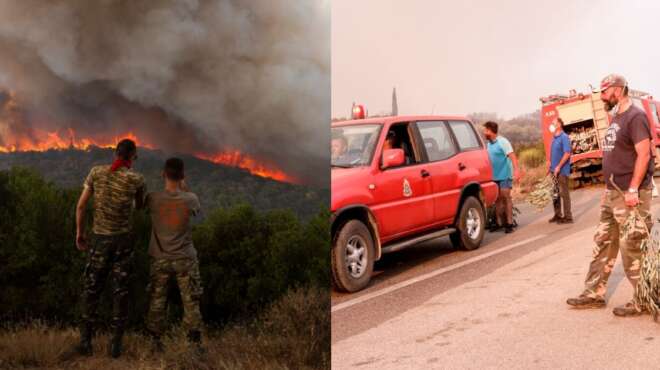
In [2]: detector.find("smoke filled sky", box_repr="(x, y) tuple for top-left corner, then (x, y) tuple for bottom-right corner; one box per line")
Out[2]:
(332, 0), (660, 119)
(0, 0), (330, 186)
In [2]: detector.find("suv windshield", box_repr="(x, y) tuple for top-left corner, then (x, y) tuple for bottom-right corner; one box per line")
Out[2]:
(331, 124), (381, 168)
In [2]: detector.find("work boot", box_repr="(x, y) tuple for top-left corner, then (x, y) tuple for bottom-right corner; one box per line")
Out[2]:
(187, 330), (206, 356)
(548, 215), (562, 223)
(504, 224), (514, 234)
(566, 294), (606, 309)
(558, 217), (574, 224)
(489, 224), (502, 232)
(108, 332), (123, 359)
(76, 324), (94, 356)
(613, 301), (646, 317)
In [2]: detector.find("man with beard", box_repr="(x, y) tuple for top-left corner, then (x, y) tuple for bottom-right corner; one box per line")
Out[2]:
(566, 74), (654, 317)
(73, 139), (146, 358)
(483, 121), (520, 233)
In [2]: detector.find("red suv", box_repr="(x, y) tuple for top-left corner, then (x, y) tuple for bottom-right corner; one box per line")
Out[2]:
(331, 116), (498, 292)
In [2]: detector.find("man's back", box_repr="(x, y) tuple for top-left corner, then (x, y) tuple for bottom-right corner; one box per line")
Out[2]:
(146, 190), (200, 260)
(85, 165), (145, 236)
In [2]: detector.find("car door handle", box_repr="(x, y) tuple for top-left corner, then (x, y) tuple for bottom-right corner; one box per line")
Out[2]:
(458, 162), (466, 171)
(421, 169), (430, 178)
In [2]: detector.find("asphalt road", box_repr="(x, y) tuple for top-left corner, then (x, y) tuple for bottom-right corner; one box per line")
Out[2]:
(331, 186), (660, 369)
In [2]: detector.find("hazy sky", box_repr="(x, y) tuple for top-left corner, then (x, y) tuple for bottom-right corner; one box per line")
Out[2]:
(332, 0), (660, 119)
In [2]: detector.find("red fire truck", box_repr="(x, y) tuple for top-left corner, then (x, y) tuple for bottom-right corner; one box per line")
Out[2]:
(539, 88), (660, 186)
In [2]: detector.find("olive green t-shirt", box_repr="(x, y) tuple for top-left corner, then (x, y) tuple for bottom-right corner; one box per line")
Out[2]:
(84, 165), (146, 235)
(146, 190), (200, 260)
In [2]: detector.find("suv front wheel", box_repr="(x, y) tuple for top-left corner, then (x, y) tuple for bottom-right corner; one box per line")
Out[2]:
(332, 220), (375, 292)
(450, 196), (485, 250)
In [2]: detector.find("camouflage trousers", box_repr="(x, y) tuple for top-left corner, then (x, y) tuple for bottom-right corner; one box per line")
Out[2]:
(146, 257), (203, 335)
(582, 189), (652, 298)
(81, 232), (134, 333)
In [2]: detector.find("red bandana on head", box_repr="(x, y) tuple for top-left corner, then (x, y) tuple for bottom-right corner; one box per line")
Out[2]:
(110, 159), (132, 172)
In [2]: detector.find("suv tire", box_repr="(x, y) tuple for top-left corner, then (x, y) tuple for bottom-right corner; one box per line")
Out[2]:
(450, 196), (485, 250)
(332, 220), (375, 292)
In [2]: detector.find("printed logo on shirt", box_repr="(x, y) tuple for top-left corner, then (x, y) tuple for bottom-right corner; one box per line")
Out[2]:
(602, 122), (620, 152)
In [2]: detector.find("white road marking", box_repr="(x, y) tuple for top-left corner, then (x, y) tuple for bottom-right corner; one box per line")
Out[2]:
(331, 234), (547, 313)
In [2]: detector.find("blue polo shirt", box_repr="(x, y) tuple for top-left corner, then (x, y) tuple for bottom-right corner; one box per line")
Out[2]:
(487, 136), (513, 181)
(550, 132), (571, 176)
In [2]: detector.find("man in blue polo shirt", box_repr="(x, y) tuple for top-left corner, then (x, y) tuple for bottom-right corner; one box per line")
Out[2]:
(549, 117), (573, 224)
(483, 121), (520, 233)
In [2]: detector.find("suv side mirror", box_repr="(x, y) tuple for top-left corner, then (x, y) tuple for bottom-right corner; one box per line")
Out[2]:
(382, 148), (405, 169)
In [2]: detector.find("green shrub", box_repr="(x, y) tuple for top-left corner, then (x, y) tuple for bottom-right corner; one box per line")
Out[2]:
(519, 147), (546, 169)
(0, 167), (329, 328)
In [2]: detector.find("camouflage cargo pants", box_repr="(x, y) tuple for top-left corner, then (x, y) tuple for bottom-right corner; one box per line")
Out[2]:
(81, 233), (134, 332)
(146, 257), (203, 335)
(582, 189), (652, 298)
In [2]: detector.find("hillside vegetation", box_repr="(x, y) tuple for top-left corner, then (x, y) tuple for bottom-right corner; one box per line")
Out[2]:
(0, 147), (329, 221)
(0, 167), (330, 369)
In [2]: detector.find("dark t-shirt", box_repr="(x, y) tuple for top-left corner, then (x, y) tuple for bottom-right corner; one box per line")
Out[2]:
(146, 190), (201, 260)
(602, 104), (654, 190)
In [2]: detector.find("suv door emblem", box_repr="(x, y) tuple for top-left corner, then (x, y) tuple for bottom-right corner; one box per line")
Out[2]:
(403, 178), (413, 197)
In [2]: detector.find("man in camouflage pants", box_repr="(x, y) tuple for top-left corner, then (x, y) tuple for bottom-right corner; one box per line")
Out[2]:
(145, 157), (204, 352)
(567, 74), (654, 316)
(74, 139), (146, 358)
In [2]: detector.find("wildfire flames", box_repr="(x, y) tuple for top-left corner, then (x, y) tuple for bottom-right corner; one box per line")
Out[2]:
(0, 128), (297, 184)
(195, 151), (296, 184)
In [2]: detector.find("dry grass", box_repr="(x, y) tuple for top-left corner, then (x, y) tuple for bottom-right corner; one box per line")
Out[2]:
(0, 287), (329, 370)
(512, 166), (547, 202)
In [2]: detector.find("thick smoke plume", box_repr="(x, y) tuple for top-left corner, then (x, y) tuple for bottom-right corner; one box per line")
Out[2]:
(0, 0), (330, 186)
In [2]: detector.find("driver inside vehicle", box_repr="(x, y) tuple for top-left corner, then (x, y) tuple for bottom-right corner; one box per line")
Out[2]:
(331, 135), (349, 161)
(384, 130), (413, 165)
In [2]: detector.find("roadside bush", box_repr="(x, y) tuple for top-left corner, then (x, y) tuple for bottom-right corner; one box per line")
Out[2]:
(519, 147), (546, 169)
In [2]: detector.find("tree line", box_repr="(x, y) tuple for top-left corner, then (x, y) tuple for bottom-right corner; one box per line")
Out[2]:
(0, 167), (329, 330)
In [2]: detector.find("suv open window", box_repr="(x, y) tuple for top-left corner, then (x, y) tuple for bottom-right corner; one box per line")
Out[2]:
(448, 120), (482, 151)
(382, 123), (421, 167)
(416, 121), (457, 162)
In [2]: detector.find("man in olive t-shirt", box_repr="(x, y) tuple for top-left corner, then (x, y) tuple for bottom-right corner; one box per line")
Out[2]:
(567, 74), (654, 317)
(74, 139), (145, 358)
(145, 157), (204, 352)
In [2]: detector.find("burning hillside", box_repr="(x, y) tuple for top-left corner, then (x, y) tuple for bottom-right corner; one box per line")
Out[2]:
(0, 0), (329, 186)
(0, 127), (295, 183)
(0, 89), (296, 183)
(0, 146), (327, 220)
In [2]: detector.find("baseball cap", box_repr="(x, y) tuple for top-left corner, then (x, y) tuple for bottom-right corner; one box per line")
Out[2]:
(599, 73), (627, 92)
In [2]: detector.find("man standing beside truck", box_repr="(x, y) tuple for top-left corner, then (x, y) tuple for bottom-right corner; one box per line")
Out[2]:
(483, 121), (520, 234)
(566, 74), (654, 317)
(548, 117), (573, 224)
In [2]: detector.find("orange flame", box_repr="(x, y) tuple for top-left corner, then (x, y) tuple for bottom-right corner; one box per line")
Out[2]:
(195, 151), (298, 184)
(0, 127), (153, 153)
(0, 128), (296, 183)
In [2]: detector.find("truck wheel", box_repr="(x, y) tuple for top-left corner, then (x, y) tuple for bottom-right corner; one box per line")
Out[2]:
(332, 220), (375, 292)
(450, 196), (485, 251)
